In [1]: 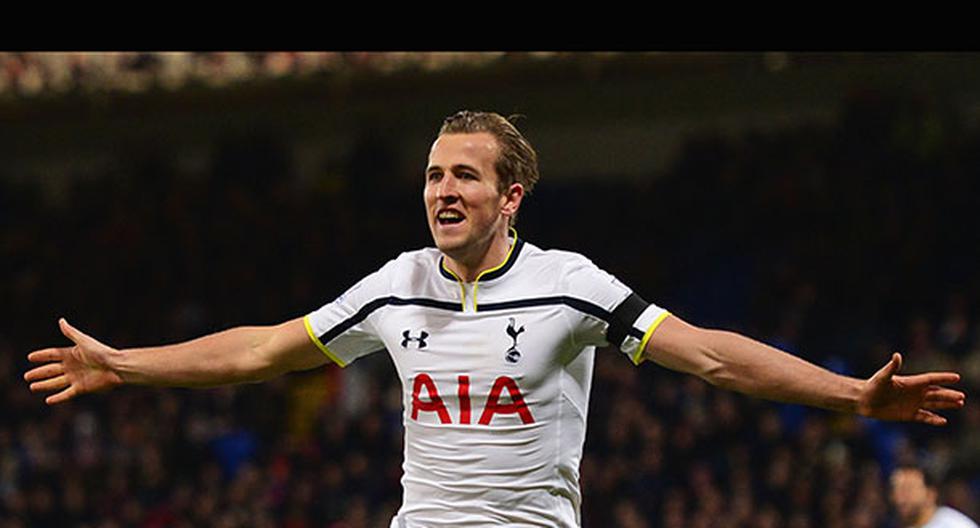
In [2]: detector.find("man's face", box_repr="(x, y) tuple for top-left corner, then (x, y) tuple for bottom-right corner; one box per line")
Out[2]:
(890, 469), (936, 525)
(424, 132), (516, 258)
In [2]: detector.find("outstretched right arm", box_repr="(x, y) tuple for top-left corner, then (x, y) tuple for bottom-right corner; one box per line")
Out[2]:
(24, 317), (327, 405)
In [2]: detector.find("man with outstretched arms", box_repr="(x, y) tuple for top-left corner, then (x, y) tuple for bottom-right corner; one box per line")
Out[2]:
(26, 111), (967, 527)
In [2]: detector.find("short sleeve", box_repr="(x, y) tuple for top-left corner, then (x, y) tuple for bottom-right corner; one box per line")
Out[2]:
(304, 259), (396, 367)
(562, 255), (670, 365)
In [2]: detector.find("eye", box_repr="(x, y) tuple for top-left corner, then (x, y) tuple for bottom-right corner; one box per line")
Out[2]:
(459, 172), (478, 180)
(427, 171), (442, 182)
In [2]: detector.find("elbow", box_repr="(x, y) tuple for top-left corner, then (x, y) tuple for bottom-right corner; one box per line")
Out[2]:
(691, 334), (739, 390)
(694, 330), (770, 396)
(649, 322), (742, 390)
(702, 363), (738, 390)
(240, 329), (283, 383)
(698, 356), (735, 389)
(245, 348), (283, 383)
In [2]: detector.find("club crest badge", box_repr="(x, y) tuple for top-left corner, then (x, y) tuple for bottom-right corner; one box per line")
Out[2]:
(505, 318), (525, 363)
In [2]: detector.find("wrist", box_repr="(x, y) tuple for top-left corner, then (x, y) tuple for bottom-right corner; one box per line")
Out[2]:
(851, 377), (871, 416)
(104, 347), (130, 386)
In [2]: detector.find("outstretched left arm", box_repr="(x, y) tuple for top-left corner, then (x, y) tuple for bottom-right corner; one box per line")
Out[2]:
(643, 314), (965, 425)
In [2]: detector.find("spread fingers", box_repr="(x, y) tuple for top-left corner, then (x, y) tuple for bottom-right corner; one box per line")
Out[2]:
(24, 363), (65, 382)
(29, 375), (69, 393)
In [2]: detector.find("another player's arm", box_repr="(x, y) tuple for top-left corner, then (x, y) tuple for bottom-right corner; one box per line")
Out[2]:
(643, 314), (965, 425)
(25, 317), (327, 405)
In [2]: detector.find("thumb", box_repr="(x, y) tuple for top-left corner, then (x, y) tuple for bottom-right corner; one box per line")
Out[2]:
(59, 318), (96, 347)
(871, 352), (903, 383)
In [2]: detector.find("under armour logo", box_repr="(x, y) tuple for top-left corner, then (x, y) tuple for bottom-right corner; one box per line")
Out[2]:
(505, 318), (525, 363)
(401, 329), (429, 349)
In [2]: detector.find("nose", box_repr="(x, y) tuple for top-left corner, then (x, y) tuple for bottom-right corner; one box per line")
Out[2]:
(436, 174), (459, 202)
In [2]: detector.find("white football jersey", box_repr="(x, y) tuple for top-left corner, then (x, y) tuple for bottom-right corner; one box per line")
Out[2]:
(924, 506), (980, 528)
(305, 233), (669, 527)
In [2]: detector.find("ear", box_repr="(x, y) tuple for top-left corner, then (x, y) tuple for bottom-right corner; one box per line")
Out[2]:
(500, 183), (525, 218)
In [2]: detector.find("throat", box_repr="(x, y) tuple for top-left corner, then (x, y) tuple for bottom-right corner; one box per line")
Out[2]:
(443, 235), (512, 283)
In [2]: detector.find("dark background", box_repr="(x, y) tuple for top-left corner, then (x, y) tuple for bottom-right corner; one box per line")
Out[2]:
(1, 52), (978, 527)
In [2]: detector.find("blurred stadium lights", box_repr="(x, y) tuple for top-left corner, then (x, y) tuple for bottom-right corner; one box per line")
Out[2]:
(0, 52), (613, 98)
(0, 52), (802, 99)
(7, 52), (978, 102)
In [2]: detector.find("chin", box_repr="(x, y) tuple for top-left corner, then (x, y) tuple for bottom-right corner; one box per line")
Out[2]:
(434, 238), (467, 257)
(431, 230), (464, 252)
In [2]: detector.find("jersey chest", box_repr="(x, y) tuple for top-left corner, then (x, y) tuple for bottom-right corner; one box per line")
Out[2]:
(376, 306), (574, 380)
(374, 306), (579, 426)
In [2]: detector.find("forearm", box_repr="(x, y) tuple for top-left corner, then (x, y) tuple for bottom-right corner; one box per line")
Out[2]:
(108, 326), (283, 388)
(685, 329), (863, 413)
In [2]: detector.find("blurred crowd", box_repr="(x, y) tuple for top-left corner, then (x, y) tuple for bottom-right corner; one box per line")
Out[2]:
(0, 52), (598, 97)
(2, 90), (980, 527)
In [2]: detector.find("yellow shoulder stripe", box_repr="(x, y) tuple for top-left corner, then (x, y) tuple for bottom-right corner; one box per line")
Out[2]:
(303, 315), (347, 367)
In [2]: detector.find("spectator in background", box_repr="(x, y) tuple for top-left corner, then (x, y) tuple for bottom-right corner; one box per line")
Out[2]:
(890, 464), (979, 528)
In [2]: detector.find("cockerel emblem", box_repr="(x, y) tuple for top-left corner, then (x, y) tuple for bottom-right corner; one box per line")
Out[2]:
(505, 318), (525, 363)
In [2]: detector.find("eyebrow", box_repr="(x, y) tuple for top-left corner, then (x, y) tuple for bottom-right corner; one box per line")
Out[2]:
(426, 163), (482, 176)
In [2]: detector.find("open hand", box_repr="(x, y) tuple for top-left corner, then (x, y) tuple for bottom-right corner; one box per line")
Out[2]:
(857, 352), (965, 426)
(24, 318), (123, 405)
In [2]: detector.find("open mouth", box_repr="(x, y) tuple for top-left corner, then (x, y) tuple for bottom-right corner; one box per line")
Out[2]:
(436, 210), (466, 226)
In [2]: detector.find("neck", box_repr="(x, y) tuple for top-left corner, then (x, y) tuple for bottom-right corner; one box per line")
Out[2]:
(913, 504), (939, 527)
(443, 228), (513, 282)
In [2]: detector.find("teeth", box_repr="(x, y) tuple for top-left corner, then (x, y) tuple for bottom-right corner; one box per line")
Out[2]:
(438, 211), (463, 220)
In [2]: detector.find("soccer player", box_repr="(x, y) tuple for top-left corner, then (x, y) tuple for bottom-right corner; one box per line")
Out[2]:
(25, 111), (967, 527)
(891, 464), (978, 528)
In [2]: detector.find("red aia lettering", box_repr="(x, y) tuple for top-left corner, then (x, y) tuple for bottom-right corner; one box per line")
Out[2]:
(411, 373), (451, 424)
(478, 376), (535, 425)
(458, 375), (471, 425)
(410, 374), (535, 426)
